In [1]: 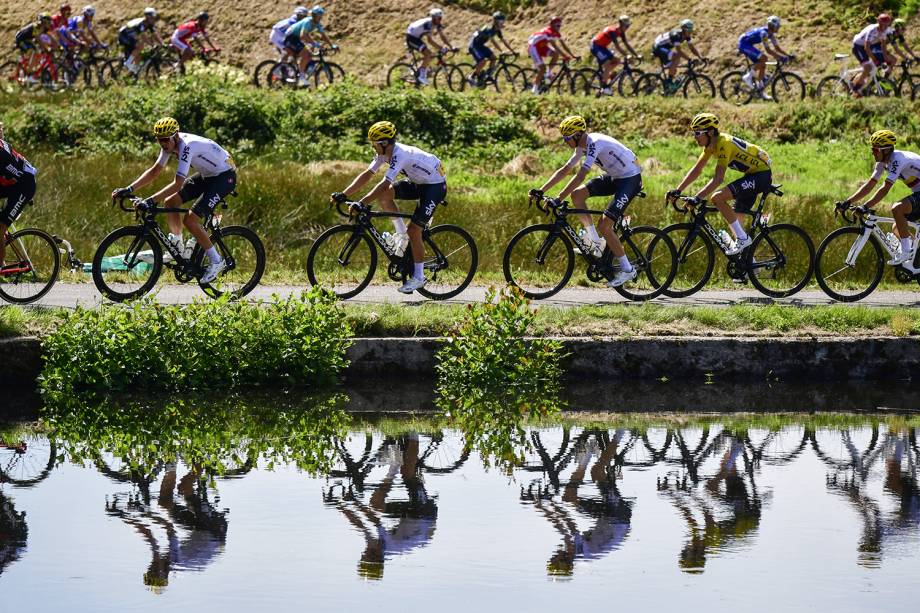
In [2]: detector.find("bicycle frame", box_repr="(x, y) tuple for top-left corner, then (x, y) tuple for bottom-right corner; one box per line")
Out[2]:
(843, 212), (920, 272)
(1, 225), (35, 276)
(834, 53), (888, 95)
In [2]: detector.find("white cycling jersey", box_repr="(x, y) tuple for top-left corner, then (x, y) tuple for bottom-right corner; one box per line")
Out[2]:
(368, 143), (446, 185)
(853, 24), (892, 47)
(407, 17), (440, 39)
(270, 16), (295, 48)
(871, 150), (920, 190)
(565, 133), (641, 179)
(156, 133), (235, 179)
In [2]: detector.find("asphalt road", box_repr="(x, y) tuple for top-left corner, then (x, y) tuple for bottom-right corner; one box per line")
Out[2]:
(17, 283), (920, 309)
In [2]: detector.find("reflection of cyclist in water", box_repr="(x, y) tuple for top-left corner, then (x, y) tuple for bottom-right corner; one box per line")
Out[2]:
(521, 429), (634, 577)
(105, 463), (228, 592)
(0, 490), (27, 577)
(325, 433), (438, 580)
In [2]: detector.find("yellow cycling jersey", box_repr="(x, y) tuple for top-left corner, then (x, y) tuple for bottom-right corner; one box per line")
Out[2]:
(698, 133), (771, 175)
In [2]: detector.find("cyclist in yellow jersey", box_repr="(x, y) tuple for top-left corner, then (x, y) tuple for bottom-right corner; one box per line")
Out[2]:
(667, 113), (772, 255)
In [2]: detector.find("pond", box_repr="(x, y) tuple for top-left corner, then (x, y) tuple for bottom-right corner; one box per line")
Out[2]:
(1, 387), (918, 611)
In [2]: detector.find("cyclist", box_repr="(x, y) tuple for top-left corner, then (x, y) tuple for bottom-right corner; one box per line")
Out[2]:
(652, 20), (703, 93)
(56, 10), (84, 54)
(838, 130), (919, 266)
(0, 126), (38, 272)
(887, 18), (918, 64)
(590, 15), (641, 95)
(118, 8), (164, 75)
(737, 16), (792, 100)
(269, 6), (310, 58)
(68, 6), (106, 50)
(15, 14), (57, 76)
(284, 5), (337, 87)
(330, 121), (447, 294)
(851, 13), (894, 95)
(527, 16), (578, 94)
(52, 4), (72, 29)
(111, 118), (237, 284)
(529, 116), (643, 288)
(466, 11), (515, 86)
(667, 113), (772, 256)
(405, 8), (455, 86)
(171, 12), (220, 70)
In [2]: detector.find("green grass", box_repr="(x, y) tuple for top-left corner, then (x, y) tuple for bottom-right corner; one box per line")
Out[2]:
(0, 306), (60, 338)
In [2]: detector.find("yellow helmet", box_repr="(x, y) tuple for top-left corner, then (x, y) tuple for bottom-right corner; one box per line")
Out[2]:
(869, 129), (896, 148)
(152, 117), (179, 137)
(689, 113), (719, 131)
(559, 115), (587, 137)
(367, 121), (397, 141)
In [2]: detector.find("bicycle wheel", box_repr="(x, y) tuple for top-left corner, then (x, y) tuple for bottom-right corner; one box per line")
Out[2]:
(503, 224), (574, 300)
(252, 58), (276, 87)
(898, 73), (920, 97)
(449, 62), (474, 91)
(0, 61), (25, 94)
(719, 70), (753, 105)
(746, 223), (814, 298)
(0, 436), (56, 487)
(658, 222), (716, 298)
(614, 226), (677, 301)
(551, 70), (576, 95)
(571, 68), (598, 96)
(416, 224), (478, 300)
(266, 61), (296, 88)
(313, 61), (345, 87)
(307, 225), (377, 299)
(516, 67), (537, 92)
(386, 62), (418, 87)
(143, 62), (162, 85)
(814, 226), (885, 302)
(617, 69), (642, 96)
(683, 74), (715, 98)
(771, 71), (806, 102)
(494, 64), (519, 92)
(634, 73), (665, 96)
(199, 225), (265, 300)
(0, 229), (60, 304)
(816, 75), (850, 98)
(92, 226), (163, 302)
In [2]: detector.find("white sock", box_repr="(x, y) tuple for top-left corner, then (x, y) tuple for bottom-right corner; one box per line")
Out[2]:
(206, 246), (220, 262)
(586, 226), (600, 242)
(901, 237), (912, 253)
(393, 219), (408, 234)
(730, 220), (748, 241)
(169, 232), (182, 244)
(618, 255), (633, 272)
(413, 263), (424, 280)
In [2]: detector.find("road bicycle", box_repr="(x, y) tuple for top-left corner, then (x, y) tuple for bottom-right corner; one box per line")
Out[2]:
(1, 222), (81, 304)
(516, 57), (581, 94)
(634, 58), (715, 98)
(454, 52), (522, 92)
(503, 193), (677, 301)
(307, 198), (478, 300)
(719, 56), (806, 104)
(386, 47), (461, 90)
(573, 55), (645, 97)
(816, 54), (897, 98)
(0, 435), (57, 487)
(0, 50), (64, 93)
(92, 194), (265, 302)
(884, 57), (920, 96)
(814, 202), (920, 302)
(264, 44), (345, 89)
(100, 44), (180, 86)
(659, 187), (814, 298)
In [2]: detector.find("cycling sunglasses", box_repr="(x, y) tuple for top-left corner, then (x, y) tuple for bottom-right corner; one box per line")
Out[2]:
(562, 134), (579, 142)
(692, 130), (709, 137)
(156, 137), (173, 145)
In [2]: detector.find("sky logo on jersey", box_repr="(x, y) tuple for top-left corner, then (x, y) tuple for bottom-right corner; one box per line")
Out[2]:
(741, 178), (756, 191)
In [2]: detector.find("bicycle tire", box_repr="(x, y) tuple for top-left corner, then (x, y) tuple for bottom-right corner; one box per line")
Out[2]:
(897, 73), (920, 97)
(657, 222), (716, 298)
(614, 225), (677, 301)
(771, 71), (806, 102)
(143, 62), (161, 86)
(450, 62), (474, 91)
(0, 61), (24, 94)
(416, 224), (478, 300)
(0, 437), (56, 487)
(92, 226), (163, 302)
(551, 70), (575, 95)
(386, 62), (418, 87)
(502, 224), (575, 300)
(634, 72), (665, 96)
(816, 75), (849, 98)
(746, 223), (814, 298)
(571, 68), (599, 96)
(516, 67), (537, 92)
(683, 74), (715, 98)
(719, 70), (753, 105)
(306, 224), (377, 299)
(267, 61), (296, 88)
(814, 226), (885, 302)
(312, 61), (345, 87)
(0, 228), (60, 304)
(618, 68), (643, 96)
(494, 64), (518, 92)
(252, 58), (277, 87)
(198, 225), (266, 300)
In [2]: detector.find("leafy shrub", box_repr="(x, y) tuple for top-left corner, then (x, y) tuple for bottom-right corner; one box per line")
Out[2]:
(39, 288), (352, 393)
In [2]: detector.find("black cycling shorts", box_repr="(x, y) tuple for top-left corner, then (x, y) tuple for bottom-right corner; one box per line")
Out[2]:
(15, 38), (35, 54)
(118, 31), (137, 57)
(406, 34), (426, 52)
(179, 170), (237, 219)
(0, 173), (36, 226)
(905, 192), (920, 222)
(586, 173), (643, 220)
(393, 180), (446, 226)
(284, 33), (305, 54)
(727, 170), (772, 213)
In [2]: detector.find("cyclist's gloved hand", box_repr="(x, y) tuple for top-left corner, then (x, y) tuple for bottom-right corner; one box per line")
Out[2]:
(331, 191), (347, 204)
(834, 199), (850, 209)
(528, 188), (543, 200)
(686, 196), (702, 206)
(853, 204), (870, 216)
(112, 186), (133, 200)
(666, 189), (681, 200)
(547, 197), (562, 208)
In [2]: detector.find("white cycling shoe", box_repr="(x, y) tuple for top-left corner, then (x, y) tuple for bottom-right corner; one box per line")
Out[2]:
(200, 258), (227, 284)
(888, 251), (911, 266)
(398, 276), (427, 294)
(607, 268), (637, 288)
(726, 235), (753, 256)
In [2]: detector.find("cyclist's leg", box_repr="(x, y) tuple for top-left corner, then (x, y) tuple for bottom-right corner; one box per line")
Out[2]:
(591, 43), (615, 86)
(717, 171), (771, 240)
(182, 170), (237, 259)
(469, 43), (487, 75)
(852, 45), (872, 90)
(668, 48), (683, 79)
(0, 175), (35, 267)
(570, 183), (600, 237)
(406, 182), (446, 269)
(529, 45), (546, 91)
(892, 193), (919, 254)
(597, 174), (642, 261)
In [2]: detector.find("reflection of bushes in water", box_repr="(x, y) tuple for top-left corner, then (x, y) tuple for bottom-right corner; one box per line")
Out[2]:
(0, 492), (28, 576)
(40, 289), (352, 394)
(42, 392), (351, 479)
(436, 287), (565, 466)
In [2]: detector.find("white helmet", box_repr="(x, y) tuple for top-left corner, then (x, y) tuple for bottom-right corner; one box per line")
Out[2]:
(144, 7), (157, 17)
(619, 15), (631, 26)
(429, 8), (443, 18)
(294, 5), (309, 18)
(83, 5), (95, 16)
(767, 15), (781, 29)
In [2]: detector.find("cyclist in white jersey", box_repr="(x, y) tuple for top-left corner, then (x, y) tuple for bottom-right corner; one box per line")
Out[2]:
(269, 6), (309, 57)
(405, 8), (455, 86)
(840, 130), (920, 266)
(331, 121), (447, 294)
(530, 116), (643, 288)
(851, 13), (894, 94)
(111, 117), (237, 284)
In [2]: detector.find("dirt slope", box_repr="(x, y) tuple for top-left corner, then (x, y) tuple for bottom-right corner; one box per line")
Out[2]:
(0, 1), (908, 79)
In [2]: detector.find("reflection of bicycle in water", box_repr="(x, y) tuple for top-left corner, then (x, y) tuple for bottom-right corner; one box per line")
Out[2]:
(519, 428), (636, 577)
(324, 432), (445, 580)
(0, 490), (27, 577)
(0, 435), (57, 487)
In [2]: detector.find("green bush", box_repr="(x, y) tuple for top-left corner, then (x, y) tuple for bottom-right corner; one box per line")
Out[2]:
(39, 288), (352, 393)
